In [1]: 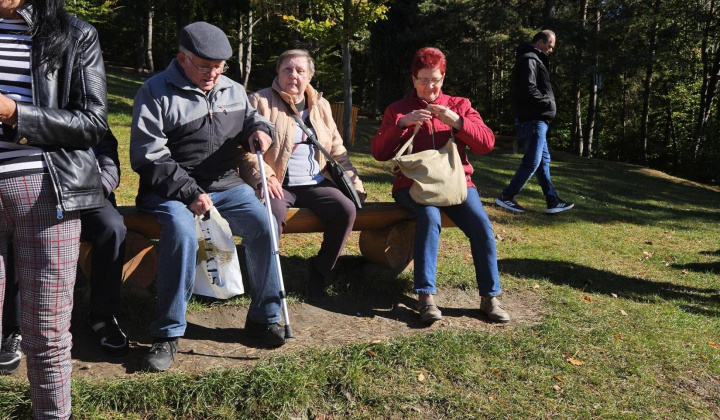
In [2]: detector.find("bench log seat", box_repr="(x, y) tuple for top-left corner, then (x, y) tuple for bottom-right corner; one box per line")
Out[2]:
(494, 134), (518, 154)
(78, 203), (457, 293)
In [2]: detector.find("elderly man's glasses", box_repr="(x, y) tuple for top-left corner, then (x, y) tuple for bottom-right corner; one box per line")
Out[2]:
(187, 56), (229, 75)
(414, 77), (443, 86)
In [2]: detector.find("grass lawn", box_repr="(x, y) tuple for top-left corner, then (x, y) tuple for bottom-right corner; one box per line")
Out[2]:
(1, 66), (718, 419)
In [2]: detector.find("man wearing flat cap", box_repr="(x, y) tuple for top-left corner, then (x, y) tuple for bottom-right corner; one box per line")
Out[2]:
(130, 22), (286, 372)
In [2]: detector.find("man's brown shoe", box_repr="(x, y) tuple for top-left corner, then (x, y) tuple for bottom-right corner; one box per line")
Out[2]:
(480, 297), (511, 323)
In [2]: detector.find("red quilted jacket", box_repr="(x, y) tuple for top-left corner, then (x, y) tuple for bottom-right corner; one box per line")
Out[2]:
(371, 90), (495, 193)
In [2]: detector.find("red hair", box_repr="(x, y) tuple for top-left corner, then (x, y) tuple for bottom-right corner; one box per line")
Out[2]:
(411, 47), (447, 77)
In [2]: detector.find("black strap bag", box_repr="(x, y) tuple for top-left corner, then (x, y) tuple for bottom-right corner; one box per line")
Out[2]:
(289, 111), (363, 210)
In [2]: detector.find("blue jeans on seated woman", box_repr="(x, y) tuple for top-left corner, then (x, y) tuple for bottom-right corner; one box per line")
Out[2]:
(393, 187), (502, 297)
(137, 184), (282, 338)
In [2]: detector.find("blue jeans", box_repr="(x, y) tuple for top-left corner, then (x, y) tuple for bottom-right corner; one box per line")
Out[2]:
(393, 187), (501, 297)
(138, 184), (281, 338)
(503, 120), (559, 205)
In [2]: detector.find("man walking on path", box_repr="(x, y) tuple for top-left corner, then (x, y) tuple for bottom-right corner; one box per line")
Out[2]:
(495, 30), (574, 214)
(130, 22), (285, 373)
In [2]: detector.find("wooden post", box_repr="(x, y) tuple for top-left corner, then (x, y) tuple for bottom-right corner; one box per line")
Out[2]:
(358, 221), (416, 271)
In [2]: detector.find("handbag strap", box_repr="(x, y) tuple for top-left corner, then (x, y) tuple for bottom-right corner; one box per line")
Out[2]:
(283, 100), (339, 166)
(394, 124), (422, 159)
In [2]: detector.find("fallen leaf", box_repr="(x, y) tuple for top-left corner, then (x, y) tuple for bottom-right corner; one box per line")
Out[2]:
(620, 310), (628, 316)
(366, 349), (376, 357)
(488, 396), (496, 401)
(682, 270), (689, 275)
(491, 368), (502, 378)
(417, 373), (426, 381)
(611, 293), (618, 298)
(615, 333), (622, 339)
(709, 341), (719, 349)
(370, 339), (382, 344)
(583, 295), (592, 302)
(564, 355), (584, 366)
(314, 414), (326, 420)
(554, 375), (563, 382)
(530, 284), (540, 289)
(553, 384), (563, 392)
(643, 251), (653, 257)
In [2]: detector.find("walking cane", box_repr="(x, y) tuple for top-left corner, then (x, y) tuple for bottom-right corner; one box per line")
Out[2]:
(253, 138), (294, 339)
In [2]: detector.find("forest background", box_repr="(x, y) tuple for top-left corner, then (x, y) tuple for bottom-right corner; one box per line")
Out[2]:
(69, 0), (720, 185)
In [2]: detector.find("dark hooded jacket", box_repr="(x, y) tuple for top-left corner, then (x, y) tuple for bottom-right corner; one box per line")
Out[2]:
(510, 42), (556, 122)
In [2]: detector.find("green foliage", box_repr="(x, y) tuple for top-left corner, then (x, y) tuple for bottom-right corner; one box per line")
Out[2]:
(65, 0), (116, 23)
(282, 1), (389, 44)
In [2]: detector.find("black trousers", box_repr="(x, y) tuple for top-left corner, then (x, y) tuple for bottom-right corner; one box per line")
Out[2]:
(272, 179), (356, 277)
(1, 197), (126, 328)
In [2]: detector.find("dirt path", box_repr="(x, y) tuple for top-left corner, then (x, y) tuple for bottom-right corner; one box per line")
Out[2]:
(11, 288), (543, 381)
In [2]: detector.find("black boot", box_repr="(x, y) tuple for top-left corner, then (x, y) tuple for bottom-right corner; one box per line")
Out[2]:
(306, 258), (328, 302)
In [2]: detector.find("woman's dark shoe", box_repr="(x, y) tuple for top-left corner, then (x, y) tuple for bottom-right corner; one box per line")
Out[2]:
(0, 328), (22, 375)
(87, 313), (129, 357)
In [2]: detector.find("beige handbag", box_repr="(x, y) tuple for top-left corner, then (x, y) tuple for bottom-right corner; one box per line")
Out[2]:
(392, 124), (468, 206)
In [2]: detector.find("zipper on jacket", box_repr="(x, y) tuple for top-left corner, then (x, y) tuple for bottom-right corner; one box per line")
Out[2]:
(43, 151), (64, 219)
(28, 32), (63, 220)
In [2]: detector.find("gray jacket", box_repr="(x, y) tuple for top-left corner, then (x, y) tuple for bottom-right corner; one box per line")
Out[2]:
(130, 59), (273, 205)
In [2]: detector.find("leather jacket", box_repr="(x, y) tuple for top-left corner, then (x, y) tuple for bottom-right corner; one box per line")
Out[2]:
(1, 5), (107, 216)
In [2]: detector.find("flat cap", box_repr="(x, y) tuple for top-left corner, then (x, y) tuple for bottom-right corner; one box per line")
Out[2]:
(179, 22), (232, 61)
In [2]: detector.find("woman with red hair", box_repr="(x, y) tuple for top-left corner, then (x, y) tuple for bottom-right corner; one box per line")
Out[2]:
(371, 47), (510, 324)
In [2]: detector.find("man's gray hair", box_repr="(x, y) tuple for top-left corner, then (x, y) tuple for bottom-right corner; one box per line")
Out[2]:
(276, 49), (315, 75)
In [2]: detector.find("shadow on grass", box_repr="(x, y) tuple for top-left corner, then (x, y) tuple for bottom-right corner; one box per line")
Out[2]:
(699, 249), (720, 256)
(672, 262), (720, 274)
(499, 258), (720, 317)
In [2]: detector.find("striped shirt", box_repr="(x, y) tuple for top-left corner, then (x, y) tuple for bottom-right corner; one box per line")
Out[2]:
(0, 18), (43, 178)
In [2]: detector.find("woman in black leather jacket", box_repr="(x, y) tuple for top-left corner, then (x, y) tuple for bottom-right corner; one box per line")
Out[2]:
(0, 1), (107, 419)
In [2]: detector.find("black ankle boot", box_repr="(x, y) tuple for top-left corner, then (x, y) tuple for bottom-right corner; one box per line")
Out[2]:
(306, 259), (328, 302)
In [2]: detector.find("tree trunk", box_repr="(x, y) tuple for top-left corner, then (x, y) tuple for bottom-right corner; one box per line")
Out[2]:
(136, 12), (145, 71)
(342, 40), (353, 145)
(146, 2), (155, 73)
(544, 0), (556, 27)
(238, 15), (244, 83)
(341, 0), (353, 145)
(694, 0), (720, 160)
(242, 8), (254, 88)
(584, 4), (600, 157)
(162, 5), (168, 67)
(639, 0), (660, 165)
(571, 0), (588, 156)
(620, 74), (627, 161)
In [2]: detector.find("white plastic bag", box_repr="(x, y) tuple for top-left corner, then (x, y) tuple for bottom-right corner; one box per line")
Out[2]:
(193, 207), (244, 299)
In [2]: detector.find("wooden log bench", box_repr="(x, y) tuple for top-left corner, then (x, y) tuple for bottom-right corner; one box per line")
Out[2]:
(78, 203), (457, 294)
(494, 134), (518, 154)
